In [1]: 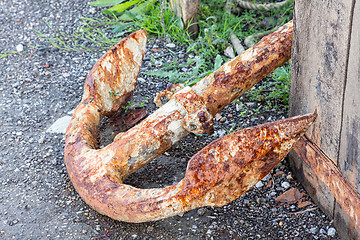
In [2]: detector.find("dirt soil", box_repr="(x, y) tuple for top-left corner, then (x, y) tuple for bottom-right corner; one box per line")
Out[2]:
(0, 1), (340, 239)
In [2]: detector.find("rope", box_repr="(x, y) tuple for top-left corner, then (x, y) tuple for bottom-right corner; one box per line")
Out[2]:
(236, 0), (292, 11)
(225, 0), (293, 52)
(238, 0), (293, 47)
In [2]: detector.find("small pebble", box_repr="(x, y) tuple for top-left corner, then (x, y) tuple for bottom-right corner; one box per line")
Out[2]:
(147, 226), (154, 233)
(255, 181), (264, 188)
(224, 45), (235, 58)
(166, 43), (176, 48)
(309, 227), (318, 234)
(38, 136), (45, 144)
(155, 60), (163, 67)
(50, 158), (58, 165)
(215, 113), (222, 121)
(217, 129), (226, 138)
(281, 181), (290, 189)
(327, 227), (336, 237)
(197, 208), (206, 216)
(89, 7), (96, 14)
(16, 44), (24, 52)
(137, 77), (145, 84)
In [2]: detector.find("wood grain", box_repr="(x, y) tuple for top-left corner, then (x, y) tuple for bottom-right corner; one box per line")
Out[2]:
(289, 0), (354, 222)
(335, 1), (360, 239)
(289, 1), (359, 238)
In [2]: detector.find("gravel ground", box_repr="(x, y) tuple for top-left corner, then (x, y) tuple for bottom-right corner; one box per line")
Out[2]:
(0, 1), (341, 239)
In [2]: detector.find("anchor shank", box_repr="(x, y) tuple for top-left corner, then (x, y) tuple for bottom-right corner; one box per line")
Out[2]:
(192, 21), (293, 116)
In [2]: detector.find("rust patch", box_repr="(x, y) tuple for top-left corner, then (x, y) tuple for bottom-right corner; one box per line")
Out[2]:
(193, 21), (293, 115)
(294, 135), (360, 229)
(123, 107), (148, 128)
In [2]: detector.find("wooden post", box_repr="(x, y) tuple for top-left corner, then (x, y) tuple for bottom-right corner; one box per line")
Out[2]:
(170, 0), (199, 36)
(289, 1), (360, 239)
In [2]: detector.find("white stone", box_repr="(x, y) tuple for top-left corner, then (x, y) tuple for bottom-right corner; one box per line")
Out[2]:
(155, 60), (163, 67)
(281, 181), (290, 189)
(327, 227), (336, 237)
(89, 7), (96, 14)
(217, 129), (226, 138)
(166, 43), (176, 48)
(255, 180), (264, 188)
(224, 45), (235, 58)
(16, 44), (24, 52)
(46, 116), (72, 134)
(137, 77), (145, 84)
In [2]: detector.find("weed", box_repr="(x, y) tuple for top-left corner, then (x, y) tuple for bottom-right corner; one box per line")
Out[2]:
(40, 0), (293, 109)
(223, 120), (242, 134)
(38, 17), (135, 52)
(109, 90), (120, 97)
(268, 62), (291, 105)
(122, 101), (135, 113)
(144, 54), (223, 86)
(92, 223), (112, 239)
(1, 51), (18, 59)
(242, 61), (291, 111)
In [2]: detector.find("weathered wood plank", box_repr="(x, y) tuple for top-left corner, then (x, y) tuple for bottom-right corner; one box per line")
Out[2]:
(170, 0), (199, 35)
(335, 1), (360, 239)
(338, 0), (360, 198)
(289, 0), (354, 220)
(290, 0), (353, 158)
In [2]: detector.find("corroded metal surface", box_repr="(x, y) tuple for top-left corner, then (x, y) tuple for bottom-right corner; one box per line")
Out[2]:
(294, 135), (360, 230)
(64, 21), (312, 223)
(154, 83), (184, 107)
(192, 20), (293, 116)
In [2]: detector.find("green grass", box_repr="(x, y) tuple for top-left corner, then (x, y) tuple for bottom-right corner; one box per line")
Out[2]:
(241, 61), (291, 111)
(38, 16), (138, 52)
(40, 0), (293, 108)
(1, 51), (18, 59)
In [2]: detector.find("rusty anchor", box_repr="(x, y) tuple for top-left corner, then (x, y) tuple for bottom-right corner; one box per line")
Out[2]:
(64, 21), (316, 223)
